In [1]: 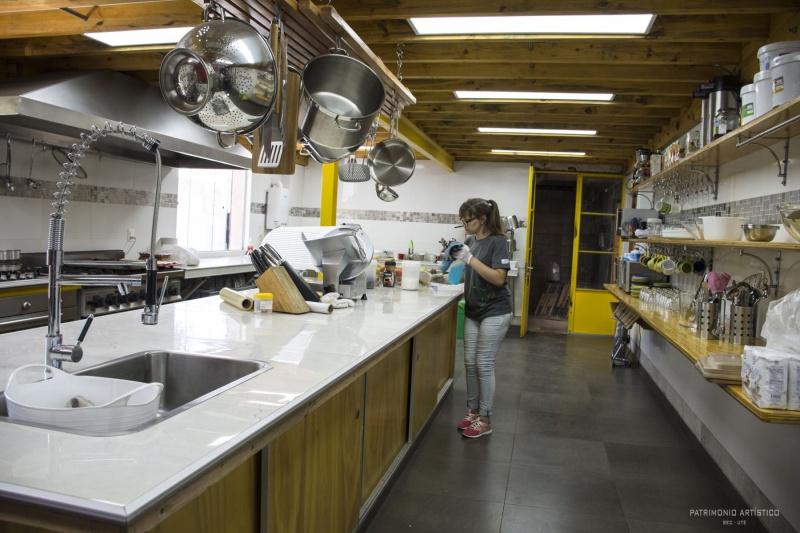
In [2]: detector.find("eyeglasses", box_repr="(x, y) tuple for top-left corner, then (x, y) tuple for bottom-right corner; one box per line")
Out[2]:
(460, 217), (476, 225)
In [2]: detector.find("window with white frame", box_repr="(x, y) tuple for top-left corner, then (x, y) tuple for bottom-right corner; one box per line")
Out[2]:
(176, 168), (250, 252)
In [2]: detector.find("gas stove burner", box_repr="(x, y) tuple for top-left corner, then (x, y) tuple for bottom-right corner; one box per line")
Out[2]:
(0, 267), (45, 283)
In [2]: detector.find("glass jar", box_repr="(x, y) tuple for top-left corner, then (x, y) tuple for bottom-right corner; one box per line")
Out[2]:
(253, 292), (273, 313)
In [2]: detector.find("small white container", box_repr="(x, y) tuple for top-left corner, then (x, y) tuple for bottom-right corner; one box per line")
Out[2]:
(757, 40), (800, 72)
(771, 53), (800, 108)
(740, 83), (756, 125)
(401, 260), (421, 291)
(699, 216), (745, 241)
(753, 70), (773, 118)
(253, 292), (273, 313)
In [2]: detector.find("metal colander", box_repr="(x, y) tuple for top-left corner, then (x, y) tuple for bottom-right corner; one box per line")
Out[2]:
(338, 155), (370, 182)
(159, 6), (277, 135)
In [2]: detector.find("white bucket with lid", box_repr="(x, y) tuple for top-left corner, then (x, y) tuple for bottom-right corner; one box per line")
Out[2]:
(758, 41), (800, 72)
(401, 260), (421, 290)
(771, 53), (800, 108)
(753, 70), (772, 118)
(740, 83), (756, 125)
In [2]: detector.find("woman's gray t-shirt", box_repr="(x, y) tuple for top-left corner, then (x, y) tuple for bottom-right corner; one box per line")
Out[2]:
(464, 234), (511, 320)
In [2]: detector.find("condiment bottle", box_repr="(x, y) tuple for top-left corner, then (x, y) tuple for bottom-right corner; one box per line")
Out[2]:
(253, 292), (273, 313)
(382, 260), (396, 287)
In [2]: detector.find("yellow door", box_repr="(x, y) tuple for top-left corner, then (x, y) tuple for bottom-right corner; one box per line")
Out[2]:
(567, 173), (624, 335)
(519, 165), (536, 337)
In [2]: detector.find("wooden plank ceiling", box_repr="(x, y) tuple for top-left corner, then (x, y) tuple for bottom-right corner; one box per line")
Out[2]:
(0, 1), (796, 170)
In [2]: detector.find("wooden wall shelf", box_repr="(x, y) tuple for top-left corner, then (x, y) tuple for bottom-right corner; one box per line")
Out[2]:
(605, 283), (800, 424)
(635, 236), (800, 252)
(634, 95), (800, 194)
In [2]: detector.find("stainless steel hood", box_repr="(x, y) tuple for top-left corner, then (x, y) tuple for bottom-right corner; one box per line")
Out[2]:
(0, 71), (252, 169)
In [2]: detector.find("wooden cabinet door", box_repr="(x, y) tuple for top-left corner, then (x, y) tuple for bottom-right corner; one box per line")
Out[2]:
(268, 419), (306, 533)
(362, 340), (411, 503)
(151, 455), (259, 533)
(411, 304), (458, 439)
(434, 305), (457, 393)
(303, 377), (365, 533)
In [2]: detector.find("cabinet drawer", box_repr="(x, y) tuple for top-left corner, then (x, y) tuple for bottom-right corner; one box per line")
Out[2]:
(0, 291), (76, 319)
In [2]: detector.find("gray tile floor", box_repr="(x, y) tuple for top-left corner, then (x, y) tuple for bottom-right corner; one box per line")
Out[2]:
(364, 333), (768, 533)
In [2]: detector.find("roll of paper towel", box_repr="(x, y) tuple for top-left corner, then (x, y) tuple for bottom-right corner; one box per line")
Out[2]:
(402, 261), (421, 291)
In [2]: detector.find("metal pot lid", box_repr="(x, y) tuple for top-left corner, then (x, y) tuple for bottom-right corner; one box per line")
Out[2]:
(368, 138), (415, 187)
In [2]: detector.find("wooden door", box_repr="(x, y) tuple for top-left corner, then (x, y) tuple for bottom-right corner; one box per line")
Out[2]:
(303, 376), (365, 533)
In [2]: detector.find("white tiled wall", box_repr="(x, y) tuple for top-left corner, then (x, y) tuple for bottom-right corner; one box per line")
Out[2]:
(295, 159), (531, 253)
(0, 139), (177, 258)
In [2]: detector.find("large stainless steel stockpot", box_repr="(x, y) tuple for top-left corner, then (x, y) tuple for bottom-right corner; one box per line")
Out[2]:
(299, 50), (385, 160)
(159, 17), (277, 135)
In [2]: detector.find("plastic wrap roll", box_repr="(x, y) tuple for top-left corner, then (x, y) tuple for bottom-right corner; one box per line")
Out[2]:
(306, 301), (333, 314)
(220, 287), (253, 311)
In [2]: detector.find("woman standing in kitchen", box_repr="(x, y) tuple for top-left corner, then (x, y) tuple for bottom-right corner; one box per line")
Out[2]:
(453, 198), (512, 439)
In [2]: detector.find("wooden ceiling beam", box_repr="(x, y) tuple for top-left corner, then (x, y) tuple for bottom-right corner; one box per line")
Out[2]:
(414, 94), (690, 109)
(0, 0), (165, 13)
(371, 41), (741, 65)
(351, 15), (770, 44)
(332, 0), (799, 20)
(0, 35), (172, 57)
(24, 51), (167, 71)
(396, 63), (724, 83)
(406, 79), (698, 97)
(0, 0), (201, 40)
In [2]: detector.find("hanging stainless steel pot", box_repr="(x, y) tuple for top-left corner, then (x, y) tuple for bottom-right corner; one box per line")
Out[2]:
(299, 49), (385, 161)
(159, 6), (277, 135)
(368, 138), (415, 186)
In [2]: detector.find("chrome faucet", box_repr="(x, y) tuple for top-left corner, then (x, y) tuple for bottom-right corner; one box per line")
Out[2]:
(45, 123), (163, 368)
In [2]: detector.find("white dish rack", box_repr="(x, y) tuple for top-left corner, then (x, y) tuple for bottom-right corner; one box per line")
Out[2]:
(5, 364), (162, 435)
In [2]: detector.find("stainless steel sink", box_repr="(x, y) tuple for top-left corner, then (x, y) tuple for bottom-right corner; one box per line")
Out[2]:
(0, 351), (270, 435)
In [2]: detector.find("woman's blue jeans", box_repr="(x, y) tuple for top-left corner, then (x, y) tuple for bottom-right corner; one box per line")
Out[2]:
(463, 313), (512, 417)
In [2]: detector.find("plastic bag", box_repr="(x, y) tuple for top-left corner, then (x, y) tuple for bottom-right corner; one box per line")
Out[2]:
(761, 289), (800, 354)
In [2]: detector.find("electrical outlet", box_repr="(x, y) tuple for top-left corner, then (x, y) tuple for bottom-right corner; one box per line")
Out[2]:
(127, 228), (135, 240)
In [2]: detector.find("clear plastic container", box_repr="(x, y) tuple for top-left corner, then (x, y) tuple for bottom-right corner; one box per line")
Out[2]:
(646, 218), (663, 237)
(253, 292), (273, 313)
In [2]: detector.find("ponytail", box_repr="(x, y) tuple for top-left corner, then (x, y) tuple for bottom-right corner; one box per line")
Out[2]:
(459, 198), (504, 235)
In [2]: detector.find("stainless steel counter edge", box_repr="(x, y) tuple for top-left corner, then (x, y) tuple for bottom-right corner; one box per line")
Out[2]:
(0, 292), (461, 525)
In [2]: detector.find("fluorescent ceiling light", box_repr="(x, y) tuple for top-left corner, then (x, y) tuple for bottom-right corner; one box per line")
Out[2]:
(491, 149), (587, 157)
(455, 90), (614, 101)
(409, 14), (655, 35)
(479, 127), (597, 136)
(84, 27), (193, 46)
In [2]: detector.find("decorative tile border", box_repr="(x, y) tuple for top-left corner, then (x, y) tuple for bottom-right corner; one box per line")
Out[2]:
(665, 189), (800, 226)
(288, 206), (460, 224)
(0, 176), (178, 208)
(251, 202), (266, 214)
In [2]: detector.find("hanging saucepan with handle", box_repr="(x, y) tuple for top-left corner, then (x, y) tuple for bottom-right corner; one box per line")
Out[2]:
(159, 1), (277, 136)
(299, 45), (385, 163)
(368, 92), (415, 187)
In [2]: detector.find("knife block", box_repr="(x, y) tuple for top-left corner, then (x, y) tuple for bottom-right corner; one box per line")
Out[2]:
(255, 267), (310, 314)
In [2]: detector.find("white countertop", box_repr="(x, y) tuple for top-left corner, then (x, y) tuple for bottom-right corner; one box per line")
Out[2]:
(181, 256), (255, 279)
(0, 286), (460, 522)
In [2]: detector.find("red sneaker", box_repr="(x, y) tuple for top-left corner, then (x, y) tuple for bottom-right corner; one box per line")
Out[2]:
(456, 411), (480, 430)
(462, 419), (492, 439)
